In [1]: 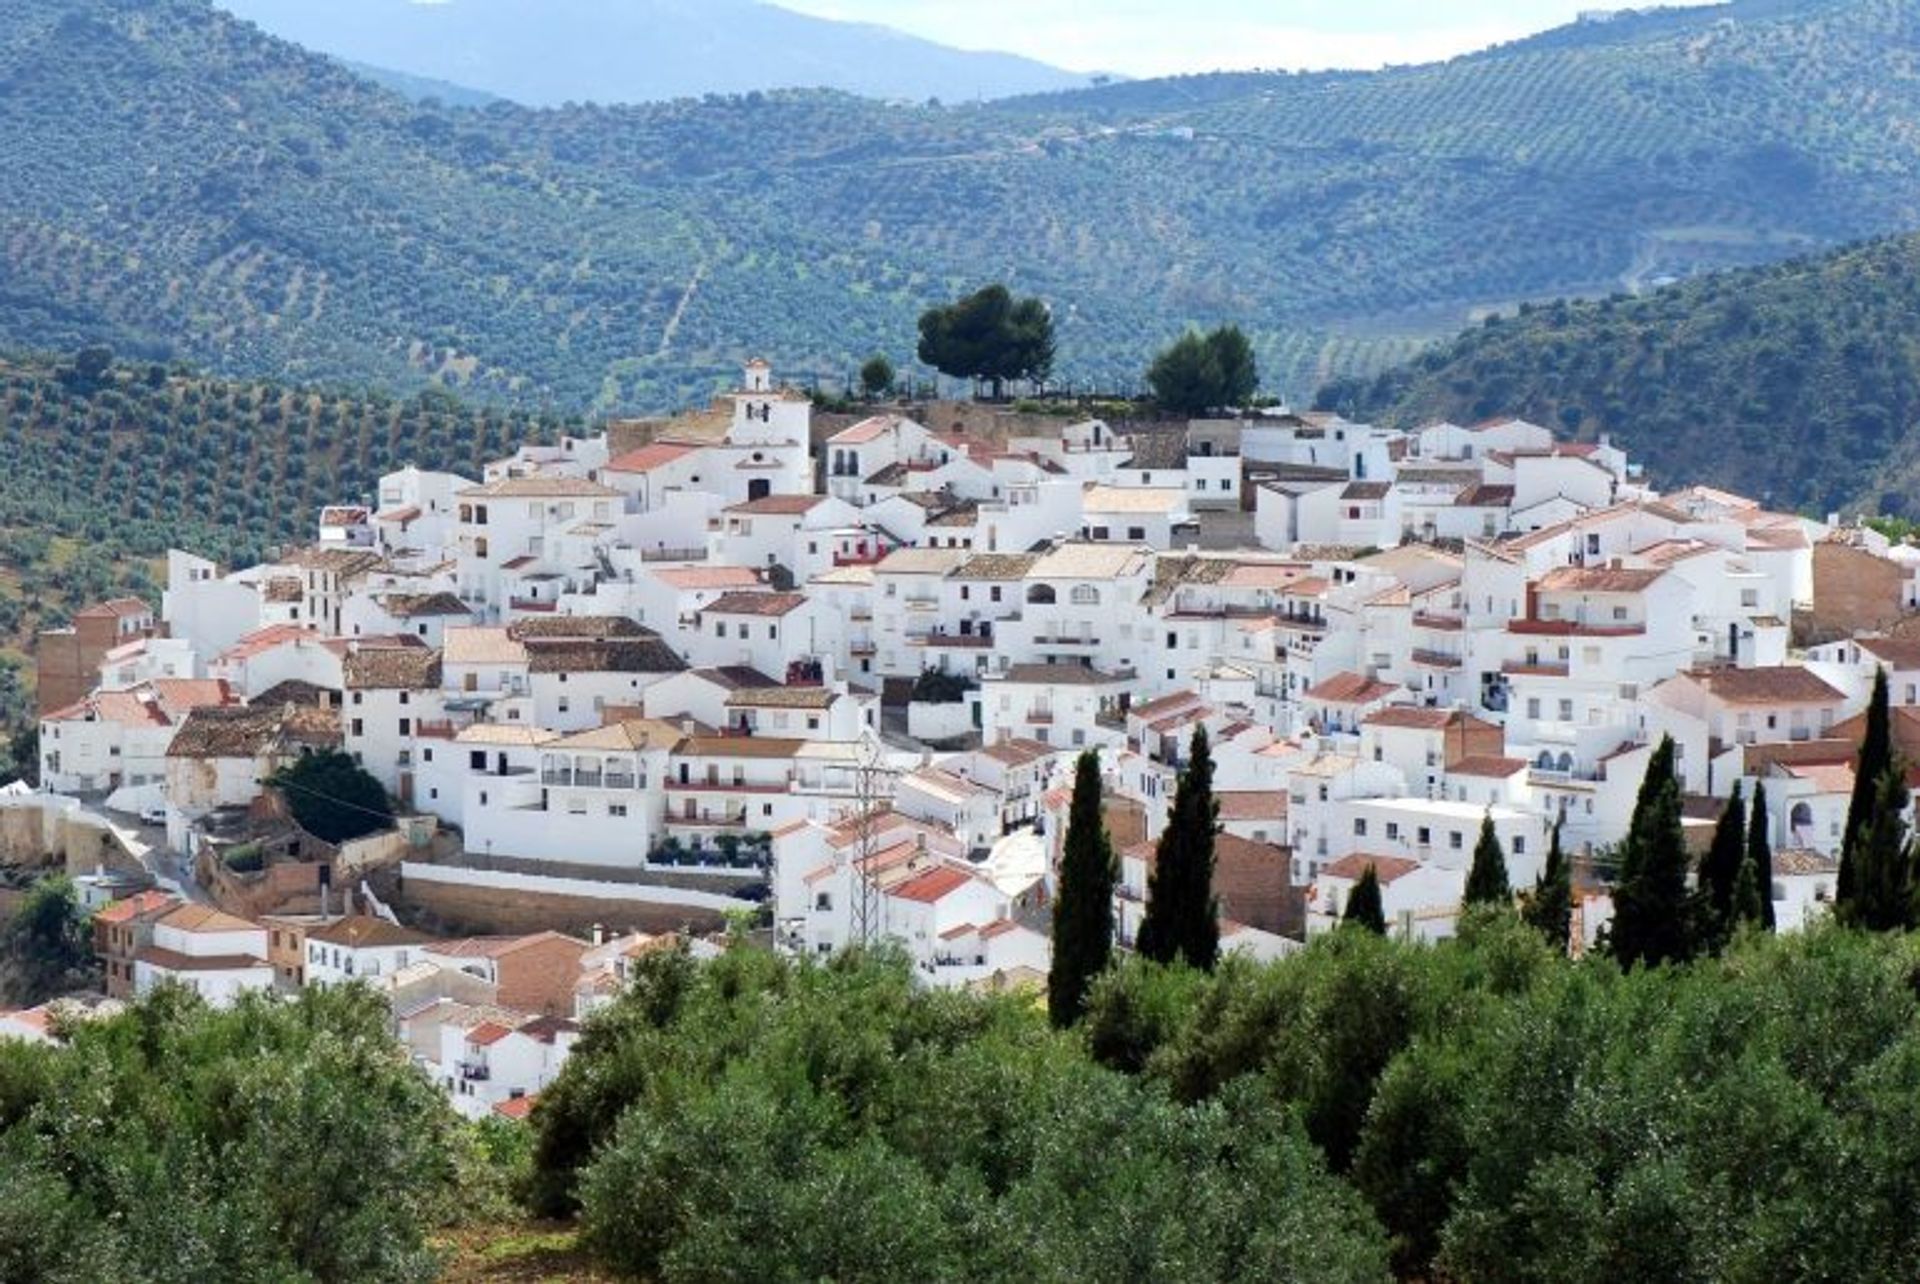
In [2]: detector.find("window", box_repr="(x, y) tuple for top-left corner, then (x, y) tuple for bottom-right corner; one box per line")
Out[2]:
(1417, 827), (1431, 845)
(1612, 606), (1628, 621)
(1071, 585), (1100, 606)
(351, 718), (364, 737)
(1558, 699), (1573, 721)
(1449, 830), (1463, 850)
(1513, 835), (1526, 855)
(1353, 818), (1368, 836)
(609, 804), (627, 817)
(1386, 822), (1400, 841)
(1127, 527), (1146, 541)
(469, 751), (486, 770)
(990, 586), (1002, 602)
(1526, 698), (1541, 720)
(398, 718), (410, 736)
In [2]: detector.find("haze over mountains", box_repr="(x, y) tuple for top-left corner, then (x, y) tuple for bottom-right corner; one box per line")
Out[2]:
(215, 0), (1094, 105)
(4, 0), (1920, 426)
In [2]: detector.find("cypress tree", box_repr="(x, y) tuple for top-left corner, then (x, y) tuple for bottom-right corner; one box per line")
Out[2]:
(1730, 849), (1765, 930)
(1463, 812), (1510, 906)
(1523, 820), (1573, 951)
(1137, 724), (1220, 970)
(1698, 783), (1746, 951)
(1841, 763), (1918, 933)
(1609, 735), (1694, 969)
(1344, 864), (1387, 935)
(1049, 751), (1117, 1028)
(1746, 780), (1775, 930)
(1839, 666), (1891, 910)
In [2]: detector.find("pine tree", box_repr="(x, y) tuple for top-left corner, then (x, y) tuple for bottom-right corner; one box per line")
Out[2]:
(1523, 820), (1573, 951)
(1608, 736), (1695, 969)
(1049, 751), (1118, 1028)
(1463, 812), (1511, 906)
(1747, 780), (1775, 930)
(1840, 763), (1919, 932)
(1698, 783), (1746, 951)
(1137, 725), (1220, 970)
(1839, 666), (1891, 910)
(1344, 864), (1387, 935)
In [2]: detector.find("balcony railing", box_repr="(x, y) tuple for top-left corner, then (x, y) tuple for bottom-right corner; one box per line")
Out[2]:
(457, 1061), (491, 1081)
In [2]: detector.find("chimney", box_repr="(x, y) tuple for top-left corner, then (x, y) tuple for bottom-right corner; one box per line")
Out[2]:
(591, 923), (606, 947)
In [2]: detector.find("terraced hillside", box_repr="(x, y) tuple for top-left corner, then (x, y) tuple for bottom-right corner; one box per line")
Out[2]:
(0, 353), (565, 727)
(2, 0), (1919, 413)
(1317, 232), (1920, 516)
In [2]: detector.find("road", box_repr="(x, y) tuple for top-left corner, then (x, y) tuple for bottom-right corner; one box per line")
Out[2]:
(79, 802), (210, 903)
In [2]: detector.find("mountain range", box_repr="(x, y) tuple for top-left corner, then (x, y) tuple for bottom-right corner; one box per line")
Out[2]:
(4, 0), (1920, 417)
(214, 0), (1093, 106)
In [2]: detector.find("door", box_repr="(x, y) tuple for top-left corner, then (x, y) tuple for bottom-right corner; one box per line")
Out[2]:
(748, 478), (772, 501)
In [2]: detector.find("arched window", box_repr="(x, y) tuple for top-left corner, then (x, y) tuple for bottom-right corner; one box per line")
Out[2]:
(1790, 802), (1814, 834)
(1070, 585), (1100, 606)
(1557, 752), (1574, 773)
(1026, 584), (1057, 605)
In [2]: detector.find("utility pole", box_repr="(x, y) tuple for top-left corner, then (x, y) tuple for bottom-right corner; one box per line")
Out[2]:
(850, 736), (882, 948)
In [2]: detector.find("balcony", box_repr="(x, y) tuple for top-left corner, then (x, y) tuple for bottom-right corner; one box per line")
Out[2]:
(1411, 648), (1462, 669)
(509, 598), (559, 614)
(666, 779), (792, 795)
(457, 1061), (491, 1082)
(1503, 661), (1570, 678)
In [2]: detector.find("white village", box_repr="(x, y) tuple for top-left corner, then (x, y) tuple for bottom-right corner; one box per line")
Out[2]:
(8, 357), (1911, 1118)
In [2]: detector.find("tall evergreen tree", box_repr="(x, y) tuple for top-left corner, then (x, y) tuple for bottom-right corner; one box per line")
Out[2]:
(1747, 780), (1775, 930)
(1730, 850), (1765, 930)
(1523, 820), (1573, 951)
(1137, 725), (1220, 970)
(1463, 813), (1511, 906)
(1049, 751), (1118, 1028)
(1608, 736), (1695, 969)
(1344, 865), (1387, 935)
(1698, 782), (1747, 951)
(1839, 666), (1892, 909)
(1839, 763), (1919, 933)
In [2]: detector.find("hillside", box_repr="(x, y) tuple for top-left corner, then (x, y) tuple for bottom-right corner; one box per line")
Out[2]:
(1316, 232), (1920, 515)
(215, 0), (1091, 106)
(5, 0), (1920, 414)
(0, 352), (564, 730)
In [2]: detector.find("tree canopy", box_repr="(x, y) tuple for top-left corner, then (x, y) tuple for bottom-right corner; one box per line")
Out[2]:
(271, 750), (394, 846)
(1049, 750), (1117, 1028)
(1462, 814), (1510, 907)
(916, 285), (1056, 398)
(1608, 736), (1693, 969)
(1146, 325), (1259, 415)
(1137, 725), (1220, 970)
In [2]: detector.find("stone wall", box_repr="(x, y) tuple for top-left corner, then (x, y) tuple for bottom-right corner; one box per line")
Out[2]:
(0, 798), (145, 880)
(395, 866), (737, 938)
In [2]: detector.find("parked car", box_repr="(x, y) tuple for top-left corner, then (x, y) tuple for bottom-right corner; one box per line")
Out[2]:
(139, 803), (167, 826)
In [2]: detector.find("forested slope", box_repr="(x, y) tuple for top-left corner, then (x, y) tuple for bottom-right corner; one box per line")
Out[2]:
(1318, 232), (1920, 514)
(4, 0), (1920, 412)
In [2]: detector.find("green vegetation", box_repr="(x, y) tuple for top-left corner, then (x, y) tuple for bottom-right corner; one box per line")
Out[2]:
(6, 0), (1920, 412)
(1146, 324), (1258, 415)
(1321, 230), (1920, 513)
(0, 877), (95, 1005)
(1607, 736), (1695, 969)
(857, 353), (894, 399)
(915, 285), (1056, 399)
(1522, 821), (1571, 950)
(524, 922), (1920, 1282)
(1049, 750), (1117, 1028)
(1344, 866), (1388, 935)
(1840, 666), (1892, 907)
(270, 750), (395, 845)
(1137, 725), (1219, 971)
(0, 985), (482, 1282)
(1462, 813), (1509, 907)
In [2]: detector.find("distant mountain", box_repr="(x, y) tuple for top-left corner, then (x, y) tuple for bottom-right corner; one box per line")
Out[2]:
(6, 0), (1920, 419)
(215, 0), (1092, 105)
(342, 60), (500, 108)
(1317, 233), (1920, 515)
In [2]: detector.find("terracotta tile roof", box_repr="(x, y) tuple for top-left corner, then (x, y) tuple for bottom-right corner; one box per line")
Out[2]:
(1216, 791), (1288, 822)
(459, 476), (617, 499)
(1362, 706), (1460, 731)
(1536, 566), (1666, 593)
(96, 890), (179, 925)
(166, 703), (342, 758)
(158, 904), (262, 935)
(1859, 636), (1920, 669)
(1000, 663), (1126, 686)
(650, 566), (762, 590)
(281, 547), (385, 577)
(1454, 483), (1516, 507)
(75, 597), (151, 620)
(344, 647), (443, 690)
(1340, 481), (1392, 500)
(952, 553), (1040, 581)
(523, 637), (685, 675)
(466, 1021), (514, 1046)
(675, 737), (806, 760)
(890, 865), (974, 905)
(442, 627), (529, 666)
(1321, 854), (1422, 885)
(606, 441), (702, 474)
(1082, 485), (1187, 514)
(1774, 848), (1840, 876)
(306, 916), (432, 948)
(553, 719), (684, 752)
(725, 494), (828, 516)
(493, 1095), (538, 1120)
(725, 686), (838, 710)
(1690, 666), (1844, 706)
(262, 577), (304, 604)
(689, 666), (783, 691)
(977, 738), (1054, 766)
(828, 414), (912, 445)
(1306, 672), (1399, 705)
(383, 592), (473, 619)
(1449, 756), (1528, 778)
(703, 592), (808, 617)
(217, 624), (314, 663)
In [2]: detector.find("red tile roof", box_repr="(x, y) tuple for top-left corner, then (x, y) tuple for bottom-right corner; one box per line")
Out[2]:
(1306, 672), (1399, 705)
(606, 441), (701, 474)
(466, 1022), (514, 1047)
(1321, 854), (1422, 885)
(890, 865), (974, 905)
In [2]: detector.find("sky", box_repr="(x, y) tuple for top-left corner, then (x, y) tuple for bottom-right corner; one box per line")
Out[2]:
(778, 0), (1614, 76)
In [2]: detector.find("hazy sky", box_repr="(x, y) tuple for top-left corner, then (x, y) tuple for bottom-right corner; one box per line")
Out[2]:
(779, 0), (1611, 75)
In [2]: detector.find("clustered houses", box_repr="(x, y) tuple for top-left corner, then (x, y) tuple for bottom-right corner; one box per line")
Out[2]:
(26, 360), (1920, 1041)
